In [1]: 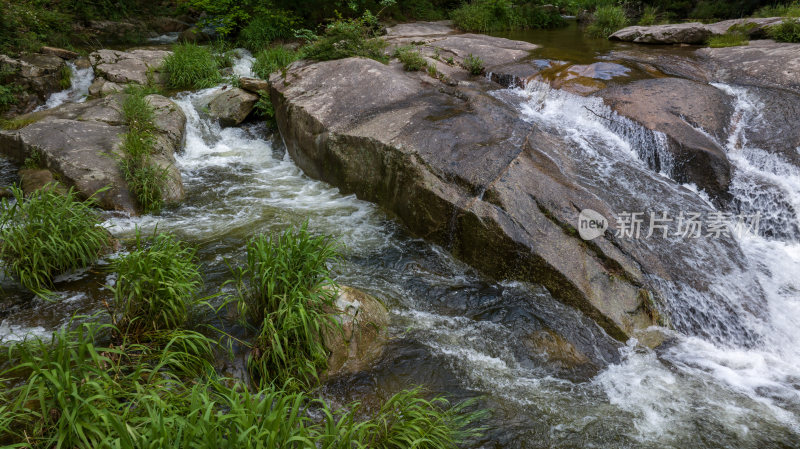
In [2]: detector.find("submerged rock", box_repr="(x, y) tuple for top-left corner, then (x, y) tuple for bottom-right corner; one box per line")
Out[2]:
(270, 23), (767, 343)
(323, 286), (389, 377)
(207, 88), (258, 127)
(596, 78), (733, 201)
(0, 93), (185, 214)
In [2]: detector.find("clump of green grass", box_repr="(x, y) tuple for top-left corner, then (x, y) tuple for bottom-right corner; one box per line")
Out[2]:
(162, 43), (222, 90)
(109, 231), (202, 339)
(0, 83), (17, 112)
(463, 53), (485, 75)
(394, 45), (427, 71)
(301, 16), (388, 63)
(239, 9), (299, 52)
(0, 185), (108, 296)
(638, 5), (660, 25)
(233, 223), (340, 389)
(769, 18), (800, 42)
(118, 87), (169, 213)
(58, 63), (72, 89)
(253, 46), (300, 79)
(586, 5), (628, 38)
(708, 32), (750, 47)
(366, 387), (488, 448)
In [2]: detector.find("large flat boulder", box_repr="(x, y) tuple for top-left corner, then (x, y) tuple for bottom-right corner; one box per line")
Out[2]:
(596, 78), (733, 201)
(89, 49), (171, 86)
(610, 17), (784, 44)
(0, 93), (185, 214)
(270, 54), (765, 344)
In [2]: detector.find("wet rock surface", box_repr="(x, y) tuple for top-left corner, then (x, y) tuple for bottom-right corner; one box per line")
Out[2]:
(0, 93), (185, 213)
(697, 40), (800, 94)
(323, 286), (389, 378)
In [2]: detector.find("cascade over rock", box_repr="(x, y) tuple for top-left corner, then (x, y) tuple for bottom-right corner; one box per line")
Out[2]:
(596, 78), (733, 201)
(269, 24), (767, 342)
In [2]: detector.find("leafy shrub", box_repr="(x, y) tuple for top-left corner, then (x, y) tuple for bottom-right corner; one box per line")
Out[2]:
(58, 63), (72, 89)
(0, 186), (108, 296)
(301, 16), (388, 63)
(463, 53), (485, 75)
(0, 84), (16, 112)
(119, 88), (168, 213)
(769, 18), (800, 42)
(451, 0), (564, 33)
(234, 223), (341, 389)
(162, 43), (222, 90)
(253, 46), (300, 79)
(109, 231), (202, 338)
(754, 1), (800, 18)
(586, 5), (628, 38)
(708, 31), (750, 47)
(394, 45), (428, 71)
(239, 9), (299, 52)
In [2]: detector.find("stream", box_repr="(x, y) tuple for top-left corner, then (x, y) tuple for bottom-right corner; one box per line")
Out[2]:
(1, 25), (799, 448)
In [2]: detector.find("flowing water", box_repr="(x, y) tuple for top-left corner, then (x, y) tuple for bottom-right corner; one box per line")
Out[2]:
(36, 62), (94, 111)
(1, 33), (800, 448)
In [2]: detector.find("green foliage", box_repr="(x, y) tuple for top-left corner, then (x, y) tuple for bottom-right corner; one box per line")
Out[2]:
(58, 64), (72, 90)
(451, 0), (565, 33)
(0, 186), (108, 296)
(769, 17), (800, 41)
(253, 46), (301, 79)
(109, 231), (202, 338)
(638, 5), (661, 25)
(0, 84), (17, 111)
(301, 16), (389, 63)
(394, 45), (428, 71)
(253, 91), (276, 127)
(586, 5), (628, 38)
(0, 322), (217, 448)
(234, 223), (341, 389)
(463, 53), (485, 75)
(162, 43), (223, 90)
(119, 87), (168, 214)
(754, 1), (800, 17)
(367, 387), (487, 448)
(239, 9), (300, 52)
(708, 31), (750, 47)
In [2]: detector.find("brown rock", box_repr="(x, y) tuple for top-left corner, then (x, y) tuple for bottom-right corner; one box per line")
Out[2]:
(18, 169), (67, 196)
(207, 88), (258, 127)
(40, 47), (80, 60)
(323, 286), (389, 377)
(238, 77), (270, 94)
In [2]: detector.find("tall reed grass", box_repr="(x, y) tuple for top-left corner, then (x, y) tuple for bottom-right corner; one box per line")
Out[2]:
(0, 186), (108, 296)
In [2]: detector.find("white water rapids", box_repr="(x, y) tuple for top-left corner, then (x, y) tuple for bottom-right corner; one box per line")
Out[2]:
(1, 52), (799, 447)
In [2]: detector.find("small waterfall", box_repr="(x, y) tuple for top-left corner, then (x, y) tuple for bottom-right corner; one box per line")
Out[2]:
(36, 62), (94, 111)
(516, 80), (675, 177)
